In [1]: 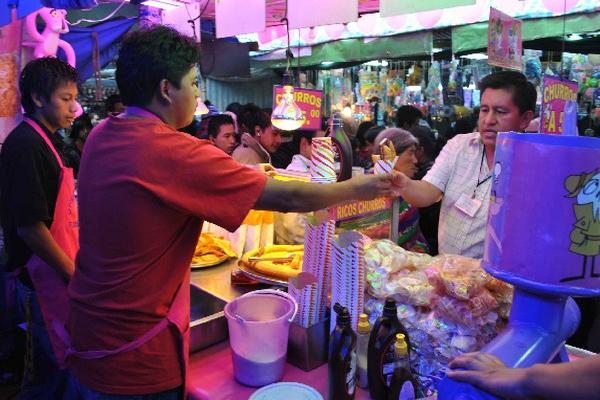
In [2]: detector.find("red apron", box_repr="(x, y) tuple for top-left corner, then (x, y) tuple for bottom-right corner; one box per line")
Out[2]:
(54, 107), (192, 398)
(22, 117), (79, 369)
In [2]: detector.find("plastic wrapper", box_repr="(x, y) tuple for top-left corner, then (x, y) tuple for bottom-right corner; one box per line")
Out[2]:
(427, 255), (491, 300)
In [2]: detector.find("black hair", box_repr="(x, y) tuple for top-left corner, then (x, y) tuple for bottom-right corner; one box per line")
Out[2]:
(239, 103), (271, 136)
(355, 120), (376, 148)
(69, 113), (93, 140)
(364, 126), (386, 145)
(207, 114), (235, 138)
(478, 71), (537, 114)
(116, 25), (199, 107)
(19, 57), (78, 115)
(395, 105), (423, 129)
(105, 93), (123, 113)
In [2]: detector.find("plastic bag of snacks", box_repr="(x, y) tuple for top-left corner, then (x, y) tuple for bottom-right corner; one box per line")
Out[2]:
(365, 240), (435, 305)
(426, 255), (491, 300)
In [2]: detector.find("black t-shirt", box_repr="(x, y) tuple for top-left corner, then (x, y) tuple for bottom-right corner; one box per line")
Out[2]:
(0, 116), (66, 284)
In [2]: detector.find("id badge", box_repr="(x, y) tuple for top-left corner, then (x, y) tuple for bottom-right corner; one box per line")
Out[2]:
(455, 193), (482, 217)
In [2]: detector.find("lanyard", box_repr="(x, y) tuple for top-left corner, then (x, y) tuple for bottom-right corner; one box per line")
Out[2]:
(472, 150), (492, 198)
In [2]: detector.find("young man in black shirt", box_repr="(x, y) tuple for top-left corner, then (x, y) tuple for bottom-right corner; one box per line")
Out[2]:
(0, 57), (79, 399)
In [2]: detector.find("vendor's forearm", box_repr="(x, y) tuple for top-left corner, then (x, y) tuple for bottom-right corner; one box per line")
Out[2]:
(255, 179), (359, 213)
(523, 356), (600, 400)
(17, 222), (75, 281)
(400, 179), (442, 207)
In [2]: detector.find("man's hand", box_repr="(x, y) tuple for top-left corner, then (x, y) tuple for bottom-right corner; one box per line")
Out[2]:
(346, 172), (402, 200)
(447, 352), (530, 400)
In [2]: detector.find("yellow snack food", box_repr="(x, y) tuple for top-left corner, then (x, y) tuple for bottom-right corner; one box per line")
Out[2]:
(240, 244), (304, 280)
(191, 233), (236, 266)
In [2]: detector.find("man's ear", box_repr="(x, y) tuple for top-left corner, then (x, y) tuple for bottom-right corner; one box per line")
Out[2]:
(519, 110), (534, 131)
(254, 125), (262, 137)
(157, 79), (172, 105)
(31, 92), (44, 109)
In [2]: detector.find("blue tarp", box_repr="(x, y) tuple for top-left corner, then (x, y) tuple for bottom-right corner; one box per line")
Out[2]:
(59, 17), (135, 81)
(1, 0), (98, 28)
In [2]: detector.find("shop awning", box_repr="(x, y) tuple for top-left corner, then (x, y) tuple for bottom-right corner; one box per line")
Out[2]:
(452, 11), (600, 54)
(251, 31), (433, 69)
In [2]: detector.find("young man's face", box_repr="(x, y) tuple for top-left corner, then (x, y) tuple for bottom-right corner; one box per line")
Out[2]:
(257, 125), (283, 154)
(211, 123), (236, 154)
(478, 88), (533, 148)
(170, 67), (200, 129)
(35, 81), (79, 132)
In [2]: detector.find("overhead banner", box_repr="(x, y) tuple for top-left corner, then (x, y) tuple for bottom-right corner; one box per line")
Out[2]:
(380, 0), (475, 17)
(487, 7), (523, 71)
(288, 0), (358, 29)
(273, 86), (323, 131)
(540, 75), (578, 135)
(216, 0), (265, 38)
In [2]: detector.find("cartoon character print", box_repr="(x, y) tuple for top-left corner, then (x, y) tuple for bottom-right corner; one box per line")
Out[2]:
(563, 170), (600, 282)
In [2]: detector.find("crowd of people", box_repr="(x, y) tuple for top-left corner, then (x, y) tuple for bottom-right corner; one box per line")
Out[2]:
(1, 24), (600, 400)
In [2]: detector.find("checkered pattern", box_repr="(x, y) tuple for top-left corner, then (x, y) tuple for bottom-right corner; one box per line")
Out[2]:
(424, 132), (492, 258)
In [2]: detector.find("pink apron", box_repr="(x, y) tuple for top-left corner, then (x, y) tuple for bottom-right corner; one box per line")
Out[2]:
(22, 117), (79, 369)
(54, 107), (192, 398)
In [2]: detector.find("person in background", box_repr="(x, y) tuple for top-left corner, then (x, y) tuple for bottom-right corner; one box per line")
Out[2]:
(232, 103), (283, 165)
(64, 113), (93, 178)
(395, 105), (422, 131)
(356, 125), (385, 172)
(393, 71), (535, 259)
(66, 25), (403, 399)
(373, 128), (429, 253)
(447, 351), (600, 400)
(353, 120), (376, 169)
(105, 93), (125, 115)
(0, 57), (79, 399)
(410, 127), (441, 255)
(207, 114), (237, 155)
(285, 129), (326, 173)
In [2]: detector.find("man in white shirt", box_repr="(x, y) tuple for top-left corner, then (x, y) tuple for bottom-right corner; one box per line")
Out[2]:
(286, 129), (326, 173)
(395, 71), (536, 258)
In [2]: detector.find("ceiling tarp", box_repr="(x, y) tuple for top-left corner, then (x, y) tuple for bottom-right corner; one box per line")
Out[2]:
(251, 31), (433, 69)
(452, 11), (600, 53)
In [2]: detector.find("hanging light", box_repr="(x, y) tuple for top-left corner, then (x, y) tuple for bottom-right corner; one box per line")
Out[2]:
(271, 15), (305, 131)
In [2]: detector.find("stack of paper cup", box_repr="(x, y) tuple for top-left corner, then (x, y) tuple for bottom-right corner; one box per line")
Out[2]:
(288, 272), (319, 328)
(302, 218), (335, 322)
(310, 137), (337, 183)
(330, 231), (366, 332)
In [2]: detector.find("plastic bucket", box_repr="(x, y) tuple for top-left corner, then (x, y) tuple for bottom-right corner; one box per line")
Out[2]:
(224, 289), (298, 387)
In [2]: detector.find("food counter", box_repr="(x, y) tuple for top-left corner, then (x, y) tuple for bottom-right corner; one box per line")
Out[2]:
(188, 259), (370, 399)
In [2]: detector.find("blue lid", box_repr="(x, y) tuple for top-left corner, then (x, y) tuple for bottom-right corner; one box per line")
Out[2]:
(249, 382), (323, 400)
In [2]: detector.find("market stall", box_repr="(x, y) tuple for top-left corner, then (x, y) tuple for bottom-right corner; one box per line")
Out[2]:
(2, 0), (600, 399)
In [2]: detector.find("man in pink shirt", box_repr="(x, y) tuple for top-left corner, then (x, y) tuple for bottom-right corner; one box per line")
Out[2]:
(66, 26), (402, 398)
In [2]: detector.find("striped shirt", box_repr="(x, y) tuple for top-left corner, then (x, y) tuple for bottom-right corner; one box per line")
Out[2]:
(423, 132), (492, 258)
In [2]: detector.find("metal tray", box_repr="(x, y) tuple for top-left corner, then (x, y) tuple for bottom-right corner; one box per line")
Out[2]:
(189, 284), (228, 353)
(237, 264), (288, 287)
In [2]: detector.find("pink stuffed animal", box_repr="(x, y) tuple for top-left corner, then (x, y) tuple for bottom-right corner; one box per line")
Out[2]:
(23, 7), (76, 68)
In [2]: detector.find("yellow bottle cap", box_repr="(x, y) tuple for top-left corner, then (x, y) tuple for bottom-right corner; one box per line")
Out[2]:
(357, 313), (370, 334)
(395, 333), (408, 356)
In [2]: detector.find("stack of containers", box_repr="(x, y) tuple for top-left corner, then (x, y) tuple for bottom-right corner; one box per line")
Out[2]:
(288, 272), (319, 328)
(330, 231), (366, 333)
(302, 137), (337, 323)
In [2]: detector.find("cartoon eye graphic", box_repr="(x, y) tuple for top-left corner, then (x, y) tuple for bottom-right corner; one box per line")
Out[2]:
(51, 9), (58, 17)
(583, 179), (599, 195)
(494, 162), (502, 178)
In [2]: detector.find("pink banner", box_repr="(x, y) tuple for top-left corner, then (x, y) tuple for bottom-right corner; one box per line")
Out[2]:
(487, 7), (523, 71)
(540, 75), (579, 135)
(273, 86), (323, 131)
(0, 15), (22, 123)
